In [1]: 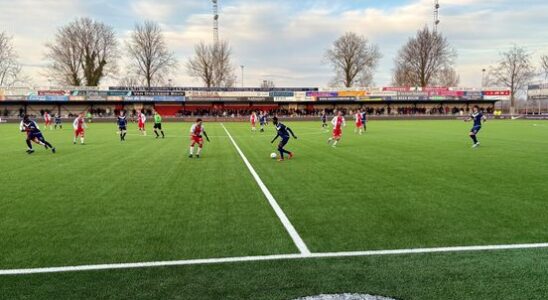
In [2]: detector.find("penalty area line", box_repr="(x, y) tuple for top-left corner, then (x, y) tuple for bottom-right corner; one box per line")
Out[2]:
(1, 243), (548, 275)
(221, 123), (311, 255)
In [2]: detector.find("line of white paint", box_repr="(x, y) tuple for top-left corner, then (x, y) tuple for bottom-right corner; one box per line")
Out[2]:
(2, 243), (547, 275)
(221, 123), (311, 255)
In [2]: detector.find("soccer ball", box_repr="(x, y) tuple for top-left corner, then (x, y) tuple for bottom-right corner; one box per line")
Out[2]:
(270, 152), (277, 159)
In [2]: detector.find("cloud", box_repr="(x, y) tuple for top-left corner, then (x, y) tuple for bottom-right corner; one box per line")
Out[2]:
(2, 0), (548, 87)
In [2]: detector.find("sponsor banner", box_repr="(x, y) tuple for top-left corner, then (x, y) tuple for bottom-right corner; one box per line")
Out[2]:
(124, 96), (155, 102)
(306, 91), (338, 97)
(188, 97), (272, 102)
(357, 96), (384, 101)
(69, 96), (86, 101)
(396, 91), (429, 100)
(430, 96), (446, 101)
(107, 90), (132, 96)
(273, 97), (296, 102)
(483, 90), (510, 96)
(369, 91), (397, 97)
(317, 96), (356, 101)
(107, 96), (124, 101)
(152, 96), (185, 102)
(528, 88), (548, 99)
(86, 95), (106, 101)
(463, 91), (483, 100)
(269, 91), (294, 97)
(38, 90), (69, 96)
(429, 90), (464, 97)
(186, 91), (220, 97)
(382, 87), (411, 92)
(28, 95), (68, 101)
(217, 91), (270, 97)
(6, 95), (27, 100)
(338, 91), (366, 97)
(422, 87), (450, 93)
(132, 91), (186, 96)
(294, 91), (307, 101)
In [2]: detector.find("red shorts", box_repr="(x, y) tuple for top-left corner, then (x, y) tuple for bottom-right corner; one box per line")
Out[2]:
(333, 128), (342, 139)
(75, 128), (84, 137)
(138, 122), (145, 129)
(251, 121), (256, 126)
(356, 121), (363, 127)
(191, 135), (203, 145)
(45, 120), (51, 125)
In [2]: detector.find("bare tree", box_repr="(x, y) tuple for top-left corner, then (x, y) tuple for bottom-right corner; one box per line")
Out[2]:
(393, 26), (457, 87)
(45, 17), (118, 86)
(431, 67), (460, 87)
(325, 32), (381, 88)
(0, 31), (23, 87)
(187, 41), (236, 88)
(540, 55), (548, 80)
(487, 45), (535, 114)
(126, 21), (177, 88)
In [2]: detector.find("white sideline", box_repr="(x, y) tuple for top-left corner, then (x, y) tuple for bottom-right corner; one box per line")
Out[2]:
(1, 243), (548, 275)
(221, 123), (311, 255)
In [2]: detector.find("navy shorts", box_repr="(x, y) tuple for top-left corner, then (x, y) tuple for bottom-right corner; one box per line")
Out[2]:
(29, 132), (44, 141)
(279, 136), (290, 148)
(470, 125), (481, 134)
(119, 126), (127, 131)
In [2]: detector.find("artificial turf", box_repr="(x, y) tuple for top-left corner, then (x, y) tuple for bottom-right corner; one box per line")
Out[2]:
(0, 119), (547, 299)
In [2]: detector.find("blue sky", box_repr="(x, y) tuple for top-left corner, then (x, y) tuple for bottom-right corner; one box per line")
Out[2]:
(1, 0), (548, 87)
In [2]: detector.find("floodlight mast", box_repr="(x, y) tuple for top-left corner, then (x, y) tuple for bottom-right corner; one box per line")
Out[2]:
(434, 0), (440, 32)
(212, 0), (219, 45)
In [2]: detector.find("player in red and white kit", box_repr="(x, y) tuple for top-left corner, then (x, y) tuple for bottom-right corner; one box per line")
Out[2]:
(73, 113), (87, 144)
(328, 111), (346, 147)
(250, 112), (257, 132)
(189, 118), (210, 158)
(137, 110), (147, 136)
(44, 112), (53, 130)
(355, 109), (364, 135)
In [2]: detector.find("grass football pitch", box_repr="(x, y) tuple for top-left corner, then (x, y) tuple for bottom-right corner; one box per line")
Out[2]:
(1, 120), (547, 299)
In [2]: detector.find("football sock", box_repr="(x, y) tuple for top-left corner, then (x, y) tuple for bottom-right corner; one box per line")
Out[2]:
(161, 131), (164, 138)
(154, 130), (159, 137)
(26, 140), (32, 150)
(189, 147), (194, 155)
(471, 135), (478, 144)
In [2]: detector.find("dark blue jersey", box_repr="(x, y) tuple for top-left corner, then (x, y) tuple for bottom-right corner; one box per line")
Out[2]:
(321, 114), (327, 122)
(275, 122), (291, 138)
(471, 112), (483, 126)
(54, 116), (62, 123)
(20, 120), (41, 134)
(259, 115), (266, 124)
(117, 116), (127, 127)
(361, 112), (366, 122)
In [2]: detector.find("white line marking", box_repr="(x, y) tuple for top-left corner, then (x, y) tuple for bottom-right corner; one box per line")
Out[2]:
(221, 123), (311, 255)
(2, 243), (547, 275)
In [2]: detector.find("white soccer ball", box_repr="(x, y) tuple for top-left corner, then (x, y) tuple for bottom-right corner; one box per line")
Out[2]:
(270, 152), (277, 159)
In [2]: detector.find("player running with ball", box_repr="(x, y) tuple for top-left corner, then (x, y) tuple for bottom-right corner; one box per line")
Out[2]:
(466, 105), (487, 148)
(271, 117), (297, 161)
(20, 115), (56, 154)
(189, 119), (210, 158)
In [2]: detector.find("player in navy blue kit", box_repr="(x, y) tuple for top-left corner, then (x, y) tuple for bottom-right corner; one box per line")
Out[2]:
(117, 112), (128, 141)
(321, 112), (328, 129)
(259, 113), (267, 133)
(271, 117), (297, 161)
(361, 110), (367, 132)
(466, 106), (487, 148)
(20, 115), (56, 154)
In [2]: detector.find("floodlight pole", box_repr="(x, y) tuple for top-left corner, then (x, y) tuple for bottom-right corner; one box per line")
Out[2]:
(241, 65), (244, 88)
